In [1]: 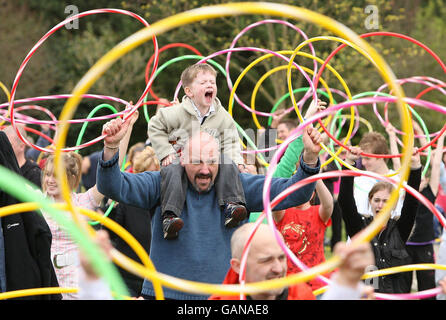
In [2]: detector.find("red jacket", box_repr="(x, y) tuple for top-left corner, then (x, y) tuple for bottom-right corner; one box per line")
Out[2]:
(209, 268), (316, 300)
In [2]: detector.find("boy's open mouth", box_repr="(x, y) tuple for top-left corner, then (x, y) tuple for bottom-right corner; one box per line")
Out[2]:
(205, 90), (213, 102)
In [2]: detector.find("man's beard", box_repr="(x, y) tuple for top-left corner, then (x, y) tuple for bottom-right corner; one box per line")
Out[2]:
(192, 173), (214, 193)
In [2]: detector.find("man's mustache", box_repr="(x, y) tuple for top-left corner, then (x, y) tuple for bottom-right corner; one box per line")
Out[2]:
(195, 173), (212, 180)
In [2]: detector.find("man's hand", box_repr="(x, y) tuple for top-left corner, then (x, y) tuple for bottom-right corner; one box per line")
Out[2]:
(345, 146), (362, 166)
(302, 126), (322, 166)
(334, 242), (374, 289)
(103, 117), (132, 149)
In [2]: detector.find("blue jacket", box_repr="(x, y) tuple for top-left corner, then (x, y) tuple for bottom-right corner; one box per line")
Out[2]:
(97, 151), (320, 299)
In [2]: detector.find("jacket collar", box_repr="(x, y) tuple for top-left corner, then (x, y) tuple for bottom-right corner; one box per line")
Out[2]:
(181, 95), (222, 117)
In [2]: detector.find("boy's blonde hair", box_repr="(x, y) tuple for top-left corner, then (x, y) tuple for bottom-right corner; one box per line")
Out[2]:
(181, 63), (217, 90)
(42, 151), (83, 191)
(133, 146), (160, 173)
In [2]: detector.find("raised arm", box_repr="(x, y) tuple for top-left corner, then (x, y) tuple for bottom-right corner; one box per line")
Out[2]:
(429, 130), (445, 196)
(244, 126), (322, 212)
(385, 123), (401, 171)
(271, 99), (327, 179)
(88, 110), (140, 205)
(396, 149), (422, 243)
(304, 98), (327, 119)
(316, 180), (334, 224)
(338, 146), (364, 237)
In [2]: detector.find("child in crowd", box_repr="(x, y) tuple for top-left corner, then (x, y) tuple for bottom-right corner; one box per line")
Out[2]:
(339, 146), (422, 293)
(40, 152), (105, 299)
(148, 63), (248, 239)
(40, 111), (137, 299)
(353, 131), (405, 219)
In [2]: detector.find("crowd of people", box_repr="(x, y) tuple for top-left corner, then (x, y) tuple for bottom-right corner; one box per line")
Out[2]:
(1, 63), (446, 301)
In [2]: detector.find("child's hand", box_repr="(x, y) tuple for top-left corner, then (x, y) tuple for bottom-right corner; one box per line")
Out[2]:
(305, 98), (327, 119)
(302, 126), (322, 165)
(410, 147), (421, 169)
(271, 109), (287, 129)
(161, 154), (176, 167)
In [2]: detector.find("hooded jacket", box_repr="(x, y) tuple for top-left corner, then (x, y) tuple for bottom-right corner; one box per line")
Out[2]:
(338, 165), (422, 294)
(148, 96), (244, 165)
(0, 131), (61, 300)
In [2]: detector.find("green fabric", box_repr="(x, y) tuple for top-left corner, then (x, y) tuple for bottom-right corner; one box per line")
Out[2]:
(249, 211), (267, 224)
(249, 135), (304, 225)
(272, 135), (304, 178)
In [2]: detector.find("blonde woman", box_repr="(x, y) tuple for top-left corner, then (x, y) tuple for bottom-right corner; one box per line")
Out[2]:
(41, 111), (138, 299)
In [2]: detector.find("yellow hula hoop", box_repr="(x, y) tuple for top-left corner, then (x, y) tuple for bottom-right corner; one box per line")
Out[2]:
(286, 35), (375, 123)
(247, 52), (355, 170)
(0, 202), (165, 300)
(286, 37), (372, 171)
(241, 61), (335, 169)
(313, 263), (446, 296)
(336, 114), (374, 133)
(247, 49), (362, 133)
(0, 287), (77, 300)
(286, 35), (405, 177)
(55, 2), (412, 296)
(0, 81), (11, 126)
(249, 62), (335, 130)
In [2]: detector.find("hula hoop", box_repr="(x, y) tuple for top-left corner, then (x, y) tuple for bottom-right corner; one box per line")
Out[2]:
(8, 9), (159, 154)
